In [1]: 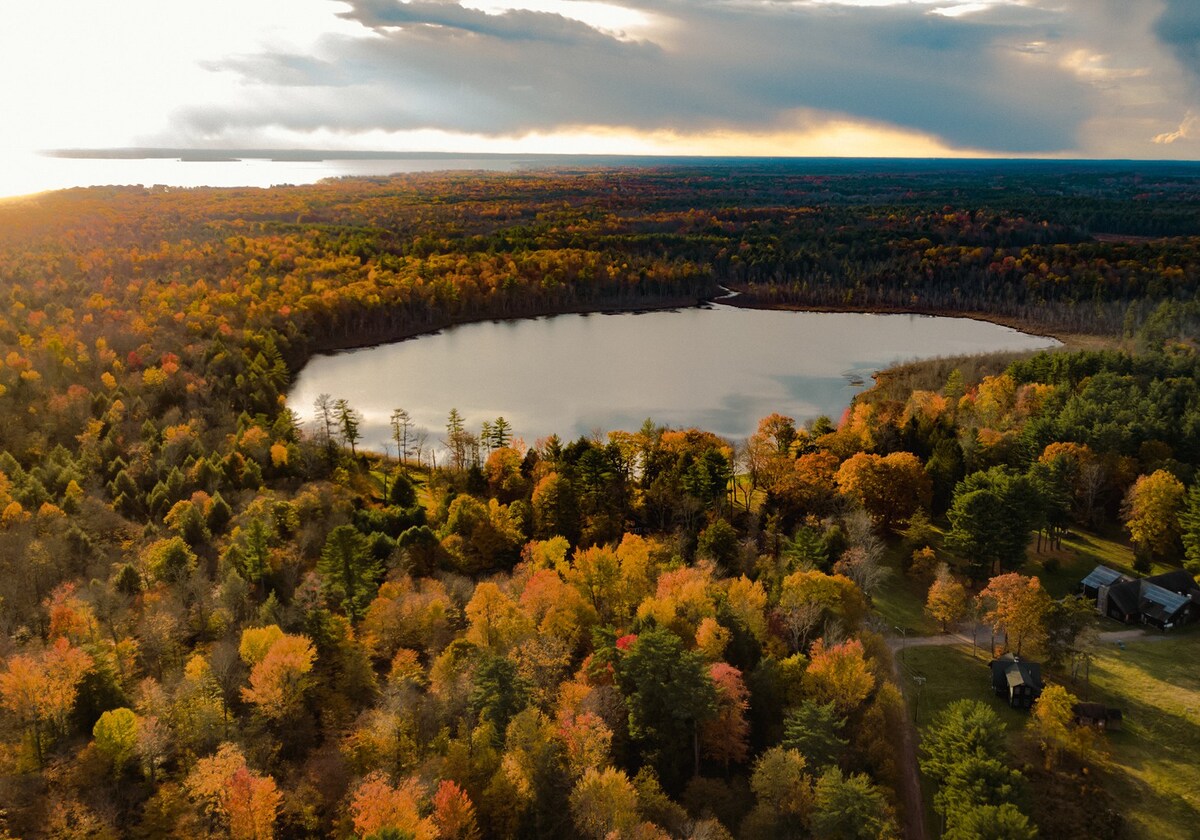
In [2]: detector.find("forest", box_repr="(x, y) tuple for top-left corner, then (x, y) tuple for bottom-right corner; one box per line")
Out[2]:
(0, 163), (1199, 839)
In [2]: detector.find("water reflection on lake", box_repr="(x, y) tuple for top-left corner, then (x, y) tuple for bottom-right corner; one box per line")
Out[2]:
(288, 303), (1059, 449)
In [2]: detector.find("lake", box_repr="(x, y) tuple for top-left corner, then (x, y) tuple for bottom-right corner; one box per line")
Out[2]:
(0, 151), (527, 199)
(287, 303), (1059, 451)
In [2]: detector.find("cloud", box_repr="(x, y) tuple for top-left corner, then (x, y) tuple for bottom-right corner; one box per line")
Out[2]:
(1154, 112), (1200, 145)
(176, 0), (1099, 153)
(338, 0), (618, 44)
(1155, 0), (1200, 85)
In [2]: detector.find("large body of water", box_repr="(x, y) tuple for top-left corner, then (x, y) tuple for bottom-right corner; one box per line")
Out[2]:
(287, 303), (1059, 450)
(0, 151), (530, 199)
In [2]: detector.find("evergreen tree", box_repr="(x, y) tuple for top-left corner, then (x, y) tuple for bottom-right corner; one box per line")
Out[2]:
(317, 525), (381, 621)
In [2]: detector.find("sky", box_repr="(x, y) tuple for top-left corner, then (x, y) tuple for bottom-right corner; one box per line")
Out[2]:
(1, 0), (1198, 159)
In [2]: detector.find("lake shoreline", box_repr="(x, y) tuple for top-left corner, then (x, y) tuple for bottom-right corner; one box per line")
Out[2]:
(300, 286), (1108, 364)
(301, 292), (713, 359)
(713, 293), (1113, 352)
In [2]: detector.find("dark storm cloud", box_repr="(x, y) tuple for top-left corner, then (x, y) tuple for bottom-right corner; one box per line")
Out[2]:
(1155, 0), (1200, 84)
(181, 0), (1094, 152)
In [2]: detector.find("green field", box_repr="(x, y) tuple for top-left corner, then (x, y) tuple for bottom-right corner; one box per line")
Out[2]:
(1083, 635), (1200, 840)
(1017, 528), (1172, 599)
(871, 542), (942, 637)
(897, 634), (1200, 839)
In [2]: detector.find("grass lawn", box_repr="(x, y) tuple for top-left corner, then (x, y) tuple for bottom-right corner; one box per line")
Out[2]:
(872, 542), (941, 637)
(896, 642), (1026, 732)
(897, 633), (1200, 840)
(1079, 634), (1200, 840)
(896, 642), (1029, 833)
(1017, 527), (1173, 599)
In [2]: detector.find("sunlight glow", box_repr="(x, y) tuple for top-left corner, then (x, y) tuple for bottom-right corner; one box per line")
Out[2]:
(460, 0), (659, 38)
(170, 111), (1002, 159)
(0, 0), (358, 149)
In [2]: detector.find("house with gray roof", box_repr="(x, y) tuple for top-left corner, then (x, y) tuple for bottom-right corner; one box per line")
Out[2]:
(989, 653), (1043, 709)
(1079, 565), (1200, 630)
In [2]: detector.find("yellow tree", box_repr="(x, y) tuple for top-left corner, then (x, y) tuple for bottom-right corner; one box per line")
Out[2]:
(977, 573), (1052, 656)
(186, 742), (282, 840)
(569, 767), (640, 840)
(240, 630), (316, 721)
(465, 581), (533, 652)
(925, 565), (968, 633)
(1028, 683), (1091, 770)
(802, 638), (876, 716)
(1123, 469), (1186, 566)
(777, 570), (866, 653)
(0, 637), (93, 762)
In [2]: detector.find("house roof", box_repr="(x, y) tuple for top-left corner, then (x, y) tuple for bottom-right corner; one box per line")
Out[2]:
(1106, 579), (1142, 617)
(1073, 702), (1122, 722)
(1140, 582), (1191, 624)
(1082, 565), (1129, 589)
(1142, 582), (1190, 611)
(990, 653), (1043, 691)
(1145, 570), (1200, 597)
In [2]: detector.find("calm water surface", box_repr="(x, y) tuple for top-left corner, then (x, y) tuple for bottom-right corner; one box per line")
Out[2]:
(288, 304), (1059, 449)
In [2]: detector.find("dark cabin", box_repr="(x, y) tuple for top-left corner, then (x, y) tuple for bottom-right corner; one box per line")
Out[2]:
(989, 653), (1044, 710)
(1072, 702), (1123, 731)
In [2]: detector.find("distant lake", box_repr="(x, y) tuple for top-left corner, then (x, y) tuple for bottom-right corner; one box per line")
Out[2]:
(0, 151), (528, 199)
(287, 303), (1059, 450)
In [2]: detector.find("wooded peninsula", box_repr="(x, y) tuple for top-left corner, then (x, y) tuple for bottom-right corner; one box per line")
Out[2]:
(1, 162), (1198, 839)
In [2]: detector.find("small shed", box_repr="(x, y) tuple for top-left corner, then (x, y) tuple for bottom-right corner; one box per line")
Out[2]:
(1072, 702), (1123, 731)
(989, 653), (1044, 710)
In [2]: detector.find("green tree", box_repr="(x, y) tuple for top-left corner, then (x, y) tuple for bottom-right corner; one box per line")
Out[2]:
(317, 525), (382, 621)
(934, 756), (1027, 832)
(920, 700), (1008, 786)
(335, 398), (363, 456)
(615, 627), (717, 789)
(531, 472), (580, 543)
(696, 519), (739, 568)
(810, 767), (896, 840)
(93, 707), (139, 775)
(469, 653), (528, 738)
(143, 536), (198, 584)
(943, 803), (1036, 840)
(490, 417), (512, 450)
(946, 468), (1039, 580)
(782, 700), (848, 771)
(1182, 482), (1200, 575)
(388, 471), (417, 507)
(164, 499), (210, 547)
